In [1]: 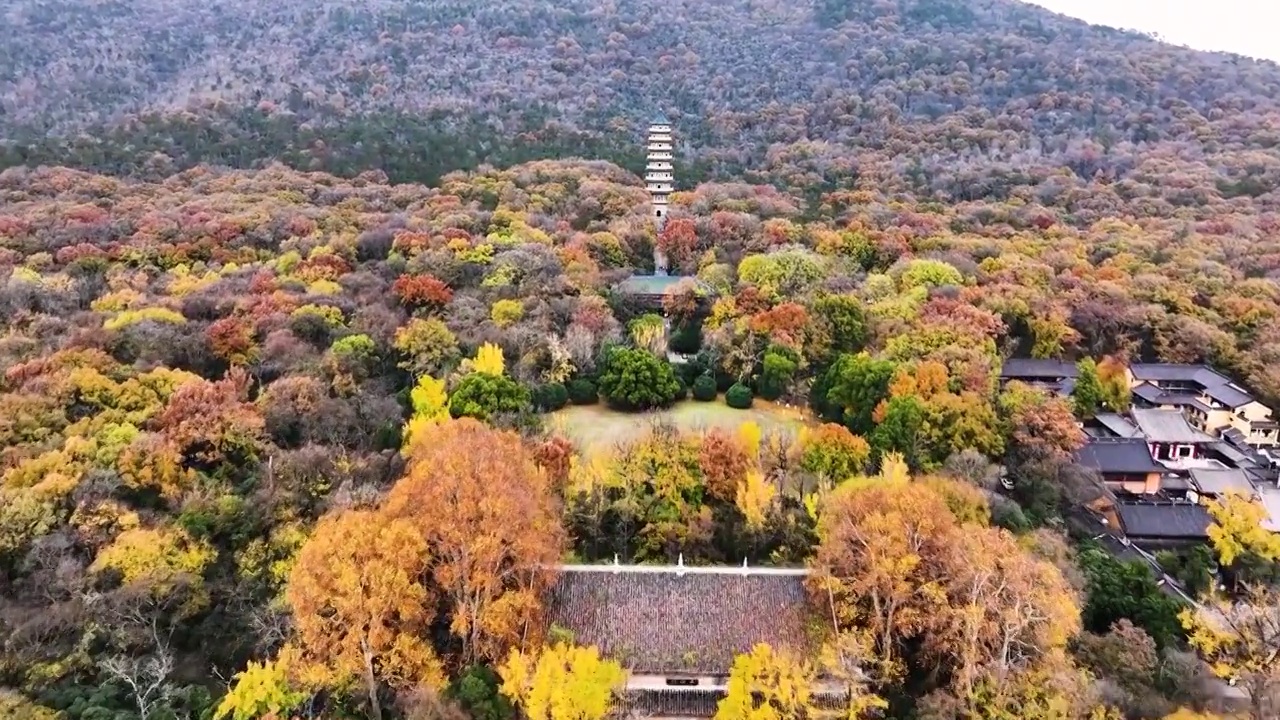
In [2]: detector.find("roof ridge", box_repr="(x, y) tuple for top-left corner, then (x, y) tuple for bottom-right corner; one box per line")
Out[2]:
(556, 563), (812, 576)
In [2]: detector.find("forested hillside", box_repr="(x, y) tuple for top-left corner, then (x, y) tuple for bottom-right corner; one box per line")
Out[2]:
(1, 157), (1279, 719)
(4, 0), (1280, 204)
(5, 0), (1280, 718)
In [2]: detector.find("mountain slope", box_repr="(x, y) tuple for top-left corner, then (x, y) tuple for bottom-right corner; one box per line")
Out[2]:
(3, 0), (1280, 212)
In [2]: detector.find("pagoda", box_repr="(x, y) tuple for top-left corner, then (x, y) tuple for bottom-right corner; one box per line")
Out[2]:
(646, 115), (674, 274)
(617, 114), (711, 310)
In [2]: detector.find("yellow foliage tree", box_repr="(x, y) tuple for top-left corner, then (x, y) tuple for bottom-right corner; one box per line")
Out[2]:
(919, 476), (990, 526)
(736, 471), (777, 531)
(491, 299), (525, 328)
(879, 452), (910, 485)
(91, 525), (216, 610)
(286, 510), (445, 720)
(1162, 711), (1227, 720)
(472, 342), (506, 376)
(386, 419), (565, 664)
(498, 643), (626, 720)
(214, 656), (307, 720)
(402, 375), (449, 449)
(738, 421), (762, 461)
(1180, 585), (1280, 720)
(715, 643), (816, 720)
(819, 632), (889, 719)
(1205, 492), (1280, 566)
(0, 690), (62, 720)
(949, 651), (1110, 720)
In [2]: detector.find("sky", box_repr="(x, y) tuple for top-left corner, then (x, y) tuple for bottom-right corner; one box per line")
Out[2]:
(1024, 0), (1280, 63)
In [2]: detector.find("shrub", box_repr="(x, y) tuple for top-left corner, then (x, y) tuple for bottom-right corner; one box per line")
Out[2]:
(568, 379), (598, 405)
(448, 665), (514, 720)
(448, 373), (531, 422)
(597, 347), (681, 411)
(668, 321), (702, 354)
(725, 383), (754, 409)
(491, 299), (525, 328)
(692, 374), (717, 402)
(532, 383), (569, 412)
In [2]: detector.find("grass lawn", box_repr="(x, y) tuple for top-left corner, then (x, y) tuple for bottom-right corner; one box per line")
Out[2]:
(549, 397), (814, 456)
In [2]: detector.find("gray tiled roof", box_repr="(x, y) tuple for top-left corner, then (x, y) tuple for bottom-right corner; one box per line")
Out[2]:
(1203, 383), (1255, 409)
(1131, 408), (1215, 444)
(616, 274), (708, 297)
(999, 358), (1079, 379)
(1132, 384), (1214, 413)
(1115, 502), (1212, 540)
(1188, 468), (1257, 497)
(1129, 363), (1256, 408)
(1129, 363), (1226, 384)
(1076, 438), (1164, 474)
(1131, 383), (1165, 405)
(546, 567), (820, 673)
(1093, 413), (1143, 439)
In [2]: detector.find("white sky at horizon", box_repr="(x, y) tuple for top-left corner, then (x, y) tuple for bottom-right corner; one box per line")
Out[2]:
(1024, 0), (1280, 63)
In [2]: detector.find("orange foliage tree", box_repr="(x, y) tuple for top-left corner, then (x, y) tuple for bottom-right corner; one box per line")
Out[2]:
(286, 510), (445, 720)
(384, 419), (565, 664)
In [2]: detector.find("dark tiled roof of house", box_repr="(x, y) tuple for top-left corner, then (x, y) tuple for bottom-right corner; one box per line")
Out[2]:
(999, 358), (1079, 379)
(1131, 383), (1165, 405)
(1132, 384), (1214, 413)
(1076, 438), (1164, 474)
(1203, 383), (1255, 409)
(1092, 413), (1143, 439)
(1129, 363), (1226, 384)
(1115, 502), (1212, 540)
(1209, 440), (1262, 468)
(546, 566), (821, 674)
(1129, 364), (1256, 408)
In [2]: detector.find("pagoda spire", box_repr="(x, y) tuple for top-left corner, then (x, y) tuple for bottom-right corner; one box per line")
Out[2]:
(645, 115), (673, 275)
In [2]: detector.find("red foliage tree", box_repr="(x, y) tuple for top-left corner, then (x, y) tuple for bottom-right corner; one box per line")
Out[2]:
(749, 302), (810, 349)
(532, 436), (574, 488)
(656, 217), (698, 267)
(207, 317), (258, 366)
(392, 274), (454, 311)
(159, 368), (265, 467)
(698, 429), (752, 502)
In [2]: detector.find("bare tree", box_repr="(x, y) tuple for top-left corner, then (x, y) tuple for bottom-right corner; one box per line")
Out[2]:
(100, 649), (176, 720)
(85, 577), (195, 720)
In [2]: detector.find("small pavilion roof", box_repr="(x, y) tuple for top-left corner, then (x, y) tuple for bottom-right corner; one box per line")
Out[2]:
(616, 274), (709, 297)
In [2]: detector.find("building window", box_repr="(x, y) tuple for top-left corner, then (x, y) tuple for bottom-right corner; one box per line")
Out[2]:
(656, 209), (664, 217)
(1176, 445), (1193, 459)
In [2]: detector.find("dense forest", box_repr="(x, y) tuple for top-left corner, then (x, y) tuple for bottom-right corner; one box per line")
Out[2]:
(5, 0), (1280, 719)
(2, 155), (1279, 719)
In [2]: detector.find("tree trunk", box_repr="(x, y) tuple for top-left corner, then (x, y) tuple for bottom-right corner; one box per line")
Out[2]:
(362, 641), (383, 720)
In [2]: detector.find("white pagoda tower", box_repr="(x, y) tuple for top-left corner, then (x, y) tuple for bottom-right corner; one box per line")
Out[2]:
(645, 114), (674, 274)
